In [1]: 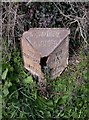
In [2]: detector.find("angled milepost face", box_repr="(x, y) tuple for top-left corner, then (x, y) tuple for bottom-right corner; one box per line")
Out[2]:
(21, 28), (70, 80)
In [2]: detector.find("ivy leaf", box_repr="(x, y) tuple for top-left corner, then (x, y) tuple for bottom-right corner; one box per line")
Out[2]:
(2, 68), (8, 80)
(23, 76), (33, 84)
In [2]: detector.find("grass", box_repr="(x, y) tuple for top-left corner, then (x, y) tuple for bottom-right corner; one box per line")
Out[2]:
(2, 45), (89, 119)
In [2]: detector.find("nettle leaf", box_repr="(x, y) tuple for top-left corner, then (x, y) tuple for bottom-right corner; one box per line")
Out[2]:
(55, 97), (63, 106)
(23, 76), (33, 84)
(3, 81), (12, 97)
(3, 88), (9, 97)
(5, 81), (12, 88)
(2, 68), (8, 80)
(62, 95), (69, 103)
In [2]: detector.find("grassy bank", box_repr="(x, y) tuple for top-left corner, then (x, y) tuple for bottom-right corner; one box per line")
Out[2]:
(2, 45), (89, 119)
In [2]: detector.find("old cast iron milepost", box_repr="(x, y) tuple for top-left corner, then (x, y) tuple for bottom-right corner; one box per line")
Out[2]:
(21, 28), (70, 82)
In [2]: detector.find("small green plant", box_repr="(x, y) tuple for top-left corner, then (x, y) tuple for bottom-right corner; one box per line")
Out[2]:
(47, 47), (89, 119)
(2, 41), (89, 119)
(2, 49), (53, 119)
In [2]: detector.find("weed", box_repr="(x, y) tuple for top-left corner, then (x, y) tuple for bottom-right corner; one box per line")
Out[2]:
(2, 45), (89, 119)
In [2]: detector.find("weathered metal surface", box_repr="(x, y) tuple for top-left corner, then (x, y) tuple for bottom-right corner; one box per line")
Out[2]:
(21, 33), (44, 78)
(24, 28), (70, 57)
(47, 37), (69, 79)
(21, 28), (70, 80)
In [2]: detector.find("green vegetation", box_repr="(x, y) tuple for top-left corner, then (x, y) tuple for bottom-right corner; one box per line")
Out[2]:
(50, 50), (89, 118)
(2, 44), (89, 119)
(2, 2), (89, 119)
